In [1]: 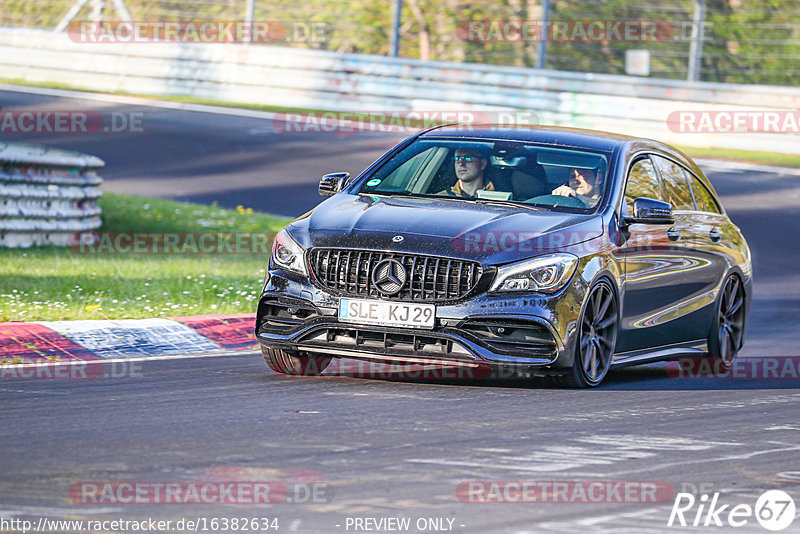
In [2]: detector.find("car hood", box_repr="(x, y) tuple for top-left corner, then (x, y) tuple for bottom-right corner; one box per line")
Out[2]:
(290, 194), (604, 265)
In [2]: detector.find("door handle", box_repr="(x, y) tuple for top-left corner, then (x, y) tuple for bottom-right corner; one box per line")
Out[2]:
(667, 228), (681, 241)
(709, 228), (722, 242)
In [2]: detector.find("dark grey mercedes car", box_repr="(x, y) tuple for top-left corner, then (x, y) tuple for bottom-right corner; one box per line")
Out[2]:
(256, 125), (751, 387)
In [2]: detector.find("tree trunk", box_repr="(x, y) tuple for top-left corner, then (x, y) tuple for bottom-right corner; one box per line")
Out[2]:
(405, 0), (432, 60)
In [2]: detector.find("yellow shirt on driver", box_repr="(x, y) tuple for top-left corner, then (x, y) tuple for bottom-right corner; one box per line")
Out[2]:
(439, 180), (496, 198)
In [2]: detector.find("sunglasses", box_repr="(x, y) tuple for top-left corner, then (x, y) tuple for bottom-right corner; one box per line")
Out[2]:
(571, 169), (596, 180)
(454, 155), (478, 163)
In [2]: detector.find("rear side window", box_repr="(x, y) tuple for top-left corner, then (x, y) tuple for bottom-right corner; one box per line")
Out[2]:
(688, 174), (722, 214)
(653, 156), (695, 211)
(624, 157), (661, 213)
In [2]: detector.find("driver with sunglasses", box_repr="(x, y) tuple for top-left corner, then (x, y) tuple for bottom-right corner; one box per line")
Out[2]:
(438, 147), (496, 198)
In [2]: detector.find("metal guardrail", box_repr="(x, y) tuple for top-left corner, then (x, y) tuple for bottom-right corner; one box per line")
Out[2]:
(1, 27), (799, 154)
(0, 142), (103, 247)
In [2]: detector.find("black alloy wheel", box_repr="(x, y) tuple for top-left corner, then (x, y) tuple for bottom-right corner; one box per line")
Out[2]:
(569, 280), (618, 387)
(707, 274), (746, 370)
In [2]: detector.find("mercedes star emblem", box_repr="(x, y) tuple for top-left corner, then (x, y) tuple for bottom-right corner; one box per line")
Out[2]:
(371, 259), (407, 295)
(392, 235), (404, 243)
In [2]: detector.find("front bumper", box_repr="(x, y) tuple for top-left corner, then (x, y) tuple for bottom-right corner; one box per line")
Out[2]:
(256, 270), (584, 371)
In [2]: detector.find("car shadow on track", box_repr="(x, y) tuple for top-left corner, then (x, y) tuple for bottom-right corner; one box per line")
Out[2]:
(263, 357), (800, 391)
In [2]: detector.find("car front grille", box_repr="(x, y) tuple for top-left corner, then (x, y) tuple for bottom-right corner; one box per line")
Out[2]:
(308, 248), (483, 302)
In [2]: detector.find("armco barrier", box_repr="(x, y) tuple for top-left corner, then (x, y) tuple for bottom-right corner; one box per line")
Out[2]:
(1, 27), (800, 153)
(0, 142), (103, 247)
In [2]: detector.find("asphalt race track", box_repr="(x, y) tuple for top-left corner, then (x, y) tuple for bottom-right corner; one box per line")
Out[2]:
(0, 86), (406, 217)
(2, 87), (800, 532)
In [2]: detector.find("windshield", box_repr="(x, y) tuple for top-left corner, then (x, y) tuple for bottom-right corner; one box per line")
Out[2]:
(359, 138), (610, 212)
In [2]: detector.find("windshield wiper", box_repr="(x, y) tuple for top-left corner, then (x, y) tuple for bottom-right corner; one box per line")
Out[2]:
(473, 199), (543, 211)
(363, 191), (416, 198)
(364, 193), (544, 211)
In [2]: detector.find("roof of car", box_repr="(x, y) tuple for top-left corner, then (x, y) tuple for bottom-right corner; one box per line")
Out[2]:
(421, 124), (641, 152)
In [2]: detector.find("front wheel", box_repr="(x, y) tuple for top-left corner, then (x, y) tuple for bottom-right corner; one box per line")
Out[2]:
(566, 280), (618, 388)
(261, 346), (331, 376)
(707, 274), (746, 371)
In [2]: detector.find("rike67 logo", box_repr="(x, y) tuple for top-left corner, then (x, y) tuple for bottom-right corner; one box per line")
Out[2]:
(668, 490), (796, 531)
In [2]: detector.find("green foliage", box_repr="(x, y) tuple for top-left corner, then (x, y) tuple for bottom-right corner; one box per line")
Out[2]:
(703, 0), (800, 84)
(2, 0), (797, 85)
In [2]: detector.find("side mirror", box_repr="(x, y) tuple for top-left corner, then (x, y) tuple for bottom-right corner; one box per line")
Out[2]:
(318, 172), (350, 197)
(621, 197), (674, 227)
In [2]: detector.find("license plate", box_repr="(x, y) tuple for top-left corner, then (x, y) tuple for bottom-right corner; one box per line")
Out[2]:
(338, 298), (436, 329)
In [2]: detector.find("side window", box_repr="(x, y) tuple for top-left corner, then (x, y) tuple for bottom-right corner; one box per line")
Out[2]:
(624, 157), (661, 214)
(688, 174), (722, 214)
(653, 156), (695, 210)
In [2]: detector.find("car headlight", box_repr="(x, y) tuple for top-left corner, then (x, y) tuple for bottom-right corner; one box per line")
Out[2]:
(270, 228), (308, 276)
(489, 253), (578, 293)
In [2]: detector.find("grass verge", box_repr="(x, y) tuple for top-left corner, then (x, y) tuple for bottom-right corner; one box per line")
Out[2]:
(676, 146), (800, 168)
(0, 193), (290, 321)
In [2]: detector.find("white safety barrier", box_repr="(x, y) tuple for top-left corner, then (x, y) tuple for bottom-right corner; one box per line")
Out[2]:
(0, 142), (103, 247)
(1, 27), (799, 154)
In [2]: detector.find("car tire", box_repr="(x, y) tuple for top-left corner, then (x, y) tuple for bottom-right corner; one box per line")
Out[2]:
(706, 274), (746, 372)
(261, 345), (332, 376)
(566, 279), (619, 388)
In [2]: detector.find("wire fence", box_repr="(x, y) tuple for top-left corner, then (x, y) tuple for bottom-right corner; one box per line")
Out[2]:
(2, 0), (798, 86)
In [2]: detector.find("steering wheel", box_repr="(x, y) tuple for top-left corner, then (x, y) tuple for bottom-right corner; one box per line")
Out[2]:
(524, 194), (589, 208)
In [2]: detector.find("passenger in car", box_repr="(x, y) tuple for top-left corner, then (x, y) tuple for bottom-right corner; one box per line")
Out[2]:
(438, 147), (496, 198)
(552, 167), (602, 204)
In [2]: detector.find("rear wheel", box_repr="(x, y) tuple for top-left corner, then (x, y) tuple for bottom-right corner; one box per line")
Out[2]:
(567, 280), (618, 388)
(707, 274), (746, 371)
(261, 346), (331, 376)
